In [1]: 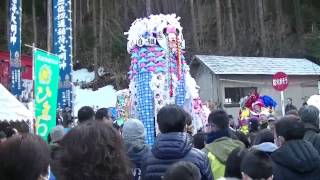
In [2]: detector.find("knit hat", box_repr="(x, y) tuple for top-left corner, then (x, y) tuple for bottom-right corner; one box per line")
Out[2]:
(122, 119), (145, 141)
(299, 105), (319, 127)
(50, 125), (65, 143)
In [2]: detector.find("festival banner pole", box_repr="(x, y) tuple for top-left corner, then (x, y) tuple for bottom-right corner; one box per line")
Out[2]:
(34, 49), (60, 140)
(8, 0), (22, 98)
(53, 0), (73, 112)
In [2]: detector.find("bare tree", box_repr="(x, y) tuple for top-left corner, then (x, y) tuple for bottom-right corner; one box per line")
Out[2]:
(215, 0), (223, 52)
(92, 0), (98, 78)
(276, 0), (282, 56)
(258, 0), (266, 56)
(146, 0), (151, 16)
(73, 0), (77, 60)
(190, 0), (199, 52)
(227, 0), (236, 51)
(294, 0), (304, 55)
(32, 0), (37, 46)
(86, 0), (90, 13)
(99, 0), (104, 64)
(6, 0), (9, 44)
(47, 0), (52, 51)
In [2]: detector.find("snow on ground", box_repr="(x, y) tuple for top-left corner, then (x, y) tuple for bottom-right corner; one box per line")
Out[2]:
(74, 85), (117, 115)
(73, 68), (95, 83)
(73, 68), (118, 115)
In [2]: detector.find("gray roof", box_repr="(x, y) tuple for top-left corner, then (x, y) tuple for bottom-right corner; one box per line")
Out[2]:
(193, 55), (320, 75)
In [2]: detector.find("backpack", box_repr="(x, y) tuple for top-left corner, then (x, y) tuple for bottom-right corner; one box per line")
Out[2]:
(208, 152), (225, 180)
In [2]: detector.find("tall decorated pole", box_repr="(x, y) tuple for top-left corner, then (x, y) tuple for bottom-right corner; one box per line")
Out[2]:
(8, 0), (22, 98)
(53, 0), (73, 111)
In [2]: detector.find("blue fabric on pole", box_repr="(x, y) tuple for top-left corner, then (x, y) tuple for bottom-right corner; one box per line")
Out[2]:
(137, 73), (155, 144)
(175, 76), (186, 106)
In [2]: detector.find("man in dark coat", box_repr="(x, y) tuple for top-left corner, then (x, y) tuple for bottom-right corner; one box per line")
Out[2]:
(299, 105), (320, 154)
(141, 105), (213, 180)
(271, 116), (320, 180)
(123, 119), (149, 180)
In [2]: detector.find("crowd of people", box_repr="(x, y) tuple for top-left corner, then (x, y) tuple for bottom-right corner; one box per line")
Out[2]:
(0, 103), (320, 180)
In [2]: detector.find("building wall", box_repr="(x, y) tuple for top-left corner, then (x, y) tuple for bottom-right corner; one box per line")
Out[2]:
(190, 63), (217, 103)
(218, 74), (319, 119)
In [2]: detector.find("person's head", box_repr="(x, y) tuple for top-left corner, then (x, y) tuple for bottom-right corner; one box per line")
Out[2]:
(267, 115), (277, 131)
(95, 108), (113, 124)
(122, 119), (146, 148)
(274, 115), (305, 147)
(208, 109), (229, 132)
(163, 161), (201, 180)
(235, 131), (251, 148)
(241, 150), (273, 180)
(253, 129), (274, 145)
(0, 133), (50, 180)
(287, 98), (293, 105)
(157, 105), (187, 133)
(50, 125), (65, 144)
(77, 106), (95, 123)
(248, 117), (259, 133)
(193, 133), (206, 149)
(54, 121), (131, 180)
(285, 109), (299, 117)
(185, 111), (194, 135)
(299, 105), (319, 128)
(225, 147), (248, 179)
(253, 103), (262, 113)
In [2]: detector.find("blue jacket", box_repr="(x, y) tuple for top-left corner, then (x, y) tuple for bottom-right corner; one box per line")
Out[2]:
(141, 132), (213, 180)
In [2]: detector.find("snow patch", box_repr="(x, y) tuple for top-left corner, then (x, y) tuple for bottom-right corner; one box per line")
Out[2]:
(74, 85), (117, 115)
(73, 69), (95, 83)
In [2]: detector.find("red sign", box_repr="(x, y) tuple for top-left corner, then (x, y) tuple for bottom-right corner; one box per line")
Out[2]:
(272, 72), (289, 91)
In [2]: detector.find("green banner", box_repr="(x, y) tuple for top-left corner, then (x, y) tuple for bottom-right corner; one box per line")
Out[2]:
(34, 49), (60, 140)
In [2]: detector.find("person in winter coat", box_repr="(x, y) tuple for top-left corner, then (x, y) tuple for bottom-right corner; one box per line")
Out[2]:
(141, 105), (213, 180)
(123, 119), (150, 180)
(202, 109), (245, 180)
(271, 115), (320, 180)
(299, 105), (320, 153)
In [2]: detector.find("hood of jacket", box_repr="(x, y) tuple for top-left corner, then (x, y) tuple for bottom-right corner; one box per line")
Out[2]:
(271, 140), (320, 173)
(252, 142), (278, 153)
(125, 141), (149, 167)
(151, 132), (192, 159)
(204, 137), (245, 163)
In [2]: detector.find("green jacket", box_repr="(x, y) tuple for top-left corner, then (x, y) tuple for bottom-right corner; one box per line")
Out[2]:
(202, 137), (245, 179)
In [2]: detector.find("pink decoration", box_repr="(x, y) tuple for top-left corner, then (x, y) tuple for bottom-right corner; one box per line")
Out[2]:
(141, 53), (146, 57)
(132, 58), (138, 63)
(133, 48), (139, 53)
(169, 68), (175, 73)
(156, 62), (165, 67)
(148, 67), (156, 72)
(148, 57), (156, 62)
(141, 63), (146, 68)
(148, 47), (156, 52)
(155, 52), (164, 57)
(166, 25), (177, 34)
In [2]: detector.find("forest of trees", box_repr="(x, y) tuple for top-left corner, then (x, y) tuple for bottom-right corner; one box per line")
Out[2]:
(0, 0), (319, 89)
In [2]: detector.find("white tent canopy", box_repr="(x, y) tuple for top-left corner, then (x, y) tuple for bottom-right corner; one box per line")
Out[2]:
(0, 83), (33, 122)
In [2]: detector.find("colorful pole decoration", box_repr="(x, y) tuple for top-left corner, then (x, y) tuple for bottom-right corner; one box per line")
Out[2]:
(34, 49), (60, 140)
(53, 0), (73, 110)
(9, 0), (22, 97)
